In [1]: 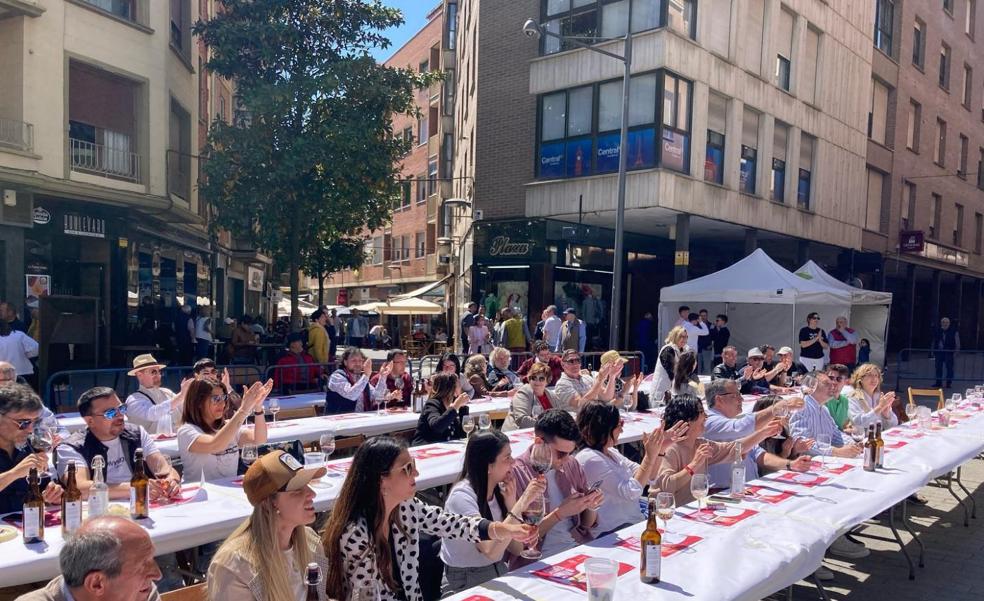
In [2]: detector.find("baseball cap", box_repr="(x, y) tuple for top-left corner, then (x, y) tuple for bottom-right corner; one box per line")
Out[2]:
(600, 350), (627, 365)
(242, 450), (326, 506)
(777, 346), (794, 356)
(747, 348), (764, 359)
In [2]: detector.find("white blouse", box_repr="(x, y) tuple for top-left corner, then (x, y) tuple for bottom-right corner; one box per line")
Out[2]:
(575, 447), (644, 536)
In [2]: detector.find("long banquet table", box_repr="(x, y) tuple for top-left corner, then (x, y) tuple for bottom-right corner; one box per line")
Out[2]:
(5, 395), (983, 593)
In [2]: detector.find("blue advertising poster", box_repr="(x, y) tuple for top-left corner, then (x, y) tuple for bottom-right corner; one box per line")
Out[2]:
(539, 142), (565, 179)
(628, 128), (655, 169)
(565, 138), (593, 177)
(596, 132), (621, 173)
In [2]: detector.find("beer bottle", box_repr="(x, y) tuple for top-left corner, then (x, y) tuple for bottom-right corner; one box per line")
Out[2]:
(874, 422), (884, 468)
(62, 461), (83, 535)
(640, 497), (662, 584)
(305, 562), (322, 601)
(863, 425), (876, 472)
(730, 440), (745, 498)
(23, 467), (44, 544)
(130, 448), (150, 519)
(88, 455), (109, 518)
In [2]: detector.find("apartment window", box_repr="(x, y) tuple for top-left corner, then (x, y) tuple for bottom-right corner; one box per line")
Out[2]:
(771, 122), (789, 203)
(368, 237), (383, 266)
(968, 0), (977, 36)
(930, 193), (941, 238)
(666, 0), (696, 37)
(902, 181), (916, 230)
(704, 94), (727, 185)
(776, 9), (794, 91)
(798, 135), (815, 210)
(935, 118), (947, 165)
(399, 179), (411, 208)
(743, 0), (766, 75)
(913, 19), (925, 67)
(446, 1), (458, 49)
(418, 115), (428, 146)
(875, 0), (894, 55)
(963, 64), (973, 107)
(415, 232), (426, 259)
(416, 172), (427, 203)
(959, 134), (969, 177)
(442, 134), (454, 178)
(542, 0), (693, 55)
(705, 0), (731, 57)
(868, 79), (890, 145)
(401, 235), (411, 262)
(427, 159), (438, 195)
(802, 26), (822, 104)
(940, 43), (951, 89)
(443, 68), (455, 116)
(740, 108), (759, 195)
(907, 99), (921, 151)
(167, 99), (191, 201)
(418, 60), (429, 73)
(865, 169), (884, 232)
(944, 0), (954, 14)
(82, 0), (136, 22)
(660, 72), (692, 174)
(402, 126), (413, 146)
(978, 148), (984, 188)
(541, 0), (598, 54)
(975, 212), (983, 253)
(954, 203), (965, 246)
(169, 0), (191, 59)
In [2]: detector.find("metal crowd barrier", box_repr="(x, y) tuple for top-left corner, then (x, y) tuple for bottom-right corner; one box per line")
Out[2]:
(891, 348), (984, 392)
(44, 364), (264, 410)
(413, 350), (644, 380)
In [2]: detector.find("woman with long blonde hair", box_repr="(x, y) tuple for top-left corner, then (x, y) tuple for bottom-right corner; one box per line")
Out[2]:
(648, 325), (689, 403)
(207, 450), (328, 601)
(848, 363), (899, 430)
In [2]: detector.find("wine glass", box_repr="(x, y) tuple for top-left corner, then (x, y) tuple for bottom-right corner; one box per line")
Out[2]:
(947, 394), (960, 412)
(268, 398), (280, 423)
(29, 424), (54, 477)
(320, 433), (337, 477)
(241, 444), (258, 468)
(152, 454), (172, 480)
(530, 443), (552, 476)
(478, 413), (492, 432)
(771, 403), (789, 440)
(816, 433), (832, 468)
(656, 492), (675, 533)
(519, 490), (544, 559)
(690, 473), (709, 513)
(462, 416), (475, 437)
(798, 374), (817, 398)
(393, 377), (405, 407)
(905, 403), (918, 423)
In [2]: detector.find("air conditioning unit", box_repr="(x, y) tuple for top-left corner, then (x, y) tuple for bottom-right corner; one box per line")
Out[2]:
(438, 254), (451, 264)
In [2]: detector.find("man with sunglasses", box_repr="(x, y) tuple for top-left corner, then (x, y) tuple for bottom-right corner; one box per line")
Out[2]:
(125, 354), (189, 434)
(57, 387), (180, 501)
(553, 350), (615, 410)
(822, 364), (852, 430)
(0, 384), (63, 515)
(798, 312), (829, 374)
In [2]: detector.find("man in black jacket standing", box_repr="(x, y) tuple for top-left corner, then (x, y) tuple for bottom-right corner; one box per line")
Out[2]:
(932, 317), (960, 388)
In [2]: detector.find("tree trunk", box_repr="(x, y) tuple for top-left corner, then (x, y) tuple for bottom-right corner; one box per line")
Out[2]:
(318, 269), (325, 307)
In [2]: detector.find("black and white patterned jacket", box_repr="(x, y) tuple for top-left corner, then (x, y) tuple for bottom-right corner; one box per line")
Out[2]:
(337, 497), (490, 601)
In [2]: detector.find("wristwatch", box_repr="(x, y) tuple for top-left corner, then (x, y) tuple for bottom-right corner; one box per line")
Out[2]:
(785, 461), (792, 471)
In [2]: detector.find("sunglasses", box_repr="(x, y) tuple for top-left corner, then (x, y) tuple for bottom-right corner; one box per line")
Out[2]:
(562, 358), (580, 365)
(529, 376), (548, 382)
(209, 394), (228, 405)
(391, 458), (416, 477)
(100, 405), (128, 420)
(2, 415), (40, 431)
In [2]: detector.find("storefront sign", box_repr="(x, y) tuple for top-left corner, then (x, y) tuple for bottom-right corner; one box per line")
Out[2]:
(539, 142), (565, 179)
(489, 236), (533, 258)
(32, 207), (51, 225)
(247, 265), (265, 292)
(63, 213), (105, 238)
(25, 275), (50, 307)
(899, 230), (924, 253)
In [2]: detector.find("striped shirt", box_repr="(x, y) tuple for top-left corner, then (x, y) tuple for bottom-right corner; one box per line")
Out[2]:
(789, 394), (844, 456)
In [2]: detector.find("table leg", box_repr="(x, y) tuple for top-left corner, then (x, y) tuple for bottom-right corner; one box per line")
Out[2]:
(888, 502), (916, 580)
(899, 498), (925, 568)
(954, 466), (977, 519)
(945, 472), (971, 527)
(810, 573), (832, 601)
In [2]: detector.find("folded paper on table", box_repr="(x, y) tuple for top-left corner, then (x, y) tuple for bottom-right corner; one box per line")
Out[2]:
(150, 485), (207, 509)
(681, 507), (758, 527)
(770, 472), (830, 488)
(531, 554), (633, 591)
(615, 534), (702, 557)
(744, 485), (796, 504)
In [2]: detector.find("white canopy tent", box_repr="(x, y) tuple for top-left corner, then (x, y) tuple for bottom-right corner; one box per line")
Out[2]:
(794, 260), (892, 366)
(657, 249), (854, 362)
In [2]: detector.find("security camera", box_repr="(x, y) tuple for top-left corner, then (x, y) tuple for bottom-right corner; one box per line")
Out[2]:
(522, 19), (541, 40)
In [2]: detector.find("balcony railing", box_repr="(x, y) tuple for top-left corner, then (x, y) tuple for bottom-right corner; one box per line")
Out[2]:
(70, 137), (141, 182)
(0, 118), (34, 152)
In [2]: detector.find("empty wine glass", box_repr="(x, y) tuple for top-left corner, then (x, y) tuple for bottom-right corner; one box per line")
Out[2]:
(241, 444), (258, 468)
(799, 374), (817, 397)
(320, 432), (337, 477)
(771, 402), (789, 440)
(947, 394), (960, 411)
(816, 433), (832, 467)
(905, 403), (918, 423)
(478, 413), (492, 431)
(690, 473), (709, 513)
(268, 398), (280, 423)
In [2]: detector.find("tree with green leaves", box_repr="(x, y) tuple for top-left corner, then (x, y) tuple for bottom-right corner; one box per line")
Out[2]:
(195, 0), (437, 327)
(302, 234), (366, 307)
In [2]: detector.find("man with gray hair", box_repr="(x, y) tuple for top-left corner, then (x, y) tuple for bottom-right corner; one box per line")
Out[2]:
(0, 384), (63, 515)
(541, 305), (563, 351)
(16, 515), (162, 600)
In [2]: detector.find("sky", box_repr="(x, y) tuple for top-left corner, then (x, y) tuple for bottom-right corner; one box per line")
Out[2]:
(370, 1), (434, 63)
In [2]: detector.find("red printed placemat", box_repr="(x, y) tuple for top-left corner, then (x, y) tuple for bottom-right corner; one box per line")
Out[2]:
(884, 440), (909, 449)
(154, 433), (177, 441)
(681, 506), (758, 527)
(807, 461), (854, 475)
(531, 553), (633, 591)
(151, 484), (204, 509)
(3, 509), (61, 530)
(744, 485), (796, 504)
(615, 534), (702, 557)
(770, 472), (830, 488)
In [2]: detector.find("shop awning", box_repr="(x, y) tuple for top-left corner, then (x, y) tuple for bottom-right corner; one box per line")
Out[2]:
(375, 298), (444, 315)
(391, 275), (452, 300)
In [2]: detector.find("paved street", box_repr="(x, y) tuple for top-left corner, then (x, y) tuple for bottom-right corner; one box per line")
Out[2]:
(778, 458), (984, 601)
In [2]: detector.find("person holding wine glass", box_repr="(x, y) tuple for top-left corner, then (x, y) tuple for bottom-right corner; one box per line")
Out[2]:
(0, 384), (63, 514)
(503, 362), (562, 431)
(508, 409), (604, 565)
(750, 396), (816, 459)
(322, 436), (535, 601)
(575, 401), (688, 537)
(441, 431), (547, 593)
(847, 364), (899, 431)
(412, 373), (470, 445)
(55, 386), (179, 502)
(369, 349), (414, 407)
(653, 394), (783, 505)
(177, 378), (273, 481)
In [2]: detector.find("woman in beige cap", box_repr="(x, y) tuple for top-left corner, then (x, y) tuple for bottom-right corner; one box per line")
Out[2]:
(207, 450), (329, 601)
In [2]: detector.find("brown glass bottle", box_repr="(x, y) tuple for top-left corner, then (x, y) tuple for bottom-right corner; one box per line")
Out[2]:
(305, 562), (321, 600)
(640, 497), (662, 583)
(130, 448), (149, 519)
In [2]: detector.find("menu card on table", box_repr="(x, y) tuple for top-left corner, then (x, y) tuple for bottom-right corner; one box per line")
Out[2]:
(681, 506), (758, 527)
(531, 553), (633, 591)
(768, 471), (830, 488)
(615, 533), (702, 557)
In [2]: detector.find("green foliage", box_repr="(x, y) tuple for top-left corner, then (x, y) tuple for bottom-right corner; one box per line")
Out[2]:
(194, 0), (440, 325)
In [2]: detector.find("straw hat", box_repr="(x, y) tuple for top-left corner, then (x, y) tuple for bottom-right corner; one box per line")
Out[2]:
(127, 354), (166, 376)
(600, 350), (628, 365)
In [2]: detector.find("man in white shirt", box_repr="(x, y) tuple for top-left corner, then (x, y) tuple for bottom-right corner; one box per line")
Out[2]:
(674, 305), (690, 328)
(541, 305), (563, 352)
(680, 312), (709, 355)
(124, 355), (187, 434)
(57, 387), (179, 501)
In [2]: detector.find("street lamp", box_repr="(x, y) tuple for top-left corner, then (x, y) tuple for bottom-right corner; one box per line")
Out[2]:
(522, 19), (631, 350)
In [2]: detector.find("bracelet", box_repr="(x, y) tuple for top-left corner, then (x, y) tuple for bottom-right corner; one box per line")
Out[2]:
(658, 452), (666, 457)
(508, 511), (523, 522)
(683, 464), (695, 476)
(254, 409), (265, 415)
